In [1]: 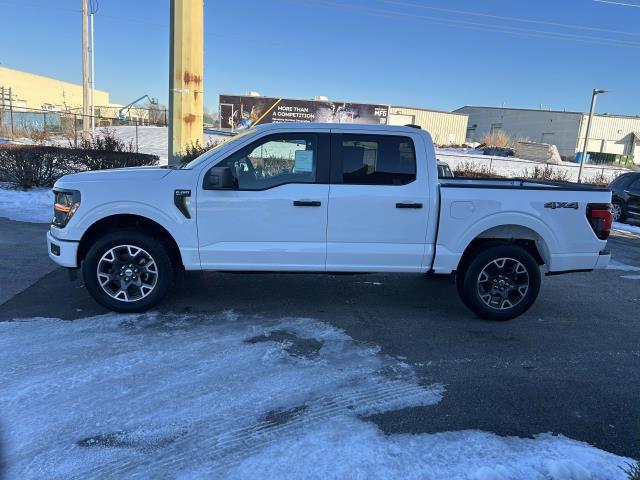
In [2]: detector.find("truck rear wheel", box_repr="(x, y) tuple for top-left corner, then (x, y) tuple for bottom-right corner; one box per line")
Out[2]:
(82, 230), (173, 313)
(456, 243), (541, 321)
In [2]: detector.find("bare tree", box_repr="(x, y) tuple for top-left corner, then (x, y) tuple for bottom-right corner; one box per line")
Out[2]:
(143, 101), (167, 125)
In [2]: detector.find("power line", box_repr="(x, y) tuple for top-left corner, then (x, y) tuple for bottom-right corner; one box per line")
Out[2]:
(377, 0), (640, 37)
(0, 1), (225, 40)
(593, 0), (640, 7)
(285, 0), (640, 49)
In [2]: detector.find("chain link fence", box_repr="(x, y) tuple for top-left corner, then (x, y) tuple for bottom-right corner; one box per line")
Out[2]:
(0, 106), (167, 151)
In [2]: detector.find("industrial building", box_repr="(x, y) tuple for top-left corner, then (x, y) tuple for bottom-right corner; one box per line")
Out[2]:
(0, 66), (153, 123)
(457, 105), (640, 161)
(388, 106), (468, 145)
(0, 66), (110, 112)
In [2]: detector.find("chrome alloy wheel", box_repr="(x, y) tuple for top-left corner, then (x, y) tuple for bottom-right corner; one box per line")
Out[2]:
(477, 257), (529, 310)
(611, 203), (622, 222)
(96, 245), (158, 302)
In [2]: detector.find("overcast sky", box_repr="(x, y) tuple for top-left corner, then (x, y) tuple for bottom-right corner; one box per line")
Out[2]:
(1, 0), (639, 115)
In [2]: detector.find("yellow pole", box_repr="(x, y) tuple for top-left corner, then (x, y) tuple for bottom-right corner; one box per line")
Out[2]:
(169, 0), (204, 165)
(82, 0), (90, 140)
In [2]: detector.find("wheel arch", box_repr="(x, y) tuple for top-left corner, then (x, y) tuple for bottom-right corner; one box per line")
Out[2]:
(77, 214), (183, 269)
(457, 224), (551, 273)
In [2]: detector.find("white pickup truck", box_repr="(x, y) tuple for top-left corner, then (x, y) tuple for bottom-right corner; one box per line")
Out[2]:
(47, 123), (613, 320)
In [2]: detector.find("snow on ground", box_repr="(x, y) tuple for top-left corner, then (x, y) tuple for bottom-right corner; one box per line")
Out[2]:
(613, 222), (640, 236)
(0, 312), (633, 479)
(435, 147), (484, 156)
(34, 125), (226, 164)
(98, 125), (170, 161)
(0, 185), (53, 223)
(606, 261), (640, 272)
(83, 126), (226, 164)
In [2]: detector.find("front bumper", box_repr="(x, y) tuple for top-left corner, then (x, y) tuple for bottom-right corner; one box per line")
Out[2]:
(47, 231), (79, 268)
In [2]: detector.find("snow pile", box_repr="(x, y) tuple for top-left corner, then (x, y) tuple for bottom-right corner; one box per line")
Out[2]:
(613, 222), (640, 235)
(0, 185), (53, 223)
(0, 312), (633, 479)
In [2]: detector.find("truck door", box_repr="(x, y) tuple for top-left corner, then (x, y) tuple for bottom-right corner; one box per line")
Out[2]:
(197, 131), (330, 270)
(326, 131), (431, 272)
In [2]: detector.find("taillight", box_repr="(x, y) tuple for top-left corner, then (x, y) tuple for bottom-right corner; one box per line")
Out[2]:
(586, 203), (612, 240)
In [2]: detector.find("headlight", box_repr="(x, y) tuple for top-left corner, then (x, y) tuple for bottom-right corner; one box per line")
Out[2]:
(52, 189), (81, 228)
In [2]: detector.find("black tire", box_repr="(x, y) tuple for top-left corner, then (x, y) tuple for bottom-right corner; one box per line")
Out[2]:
(82, 230), (173, 313)
(612, 200), (627, 223)
(456, 243), (541, 321)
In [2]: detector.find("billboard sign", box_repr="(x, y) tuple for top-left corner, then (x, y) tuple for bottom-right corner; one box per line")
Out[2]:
(219, 94), (388, 130)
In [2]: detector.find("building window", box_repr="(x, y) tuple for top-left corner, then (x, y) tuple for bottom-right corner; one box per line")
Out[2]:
(490, 123), (503, 134)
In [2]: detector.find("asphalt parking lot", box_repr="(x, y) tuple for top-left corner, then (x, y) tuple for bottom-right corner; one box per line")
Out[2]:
(1, 218), (639, 471)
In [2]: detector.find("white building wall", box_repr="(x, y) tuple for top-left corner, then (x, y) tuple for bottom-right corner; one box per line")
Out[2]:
(577, 114), (640, 156)
(389, 106), (468, 145)
(456, 107), (583, 158)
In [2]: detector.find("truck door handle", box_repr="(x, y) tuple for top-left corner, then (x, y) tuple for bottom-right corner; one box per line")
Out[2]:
(293, 200), (321, 207)
(396, 202), (423, 209)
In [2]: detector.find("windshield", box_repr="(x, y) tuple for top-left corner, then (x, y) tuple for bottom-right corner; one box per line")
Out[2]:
(182, 128), (259, 169)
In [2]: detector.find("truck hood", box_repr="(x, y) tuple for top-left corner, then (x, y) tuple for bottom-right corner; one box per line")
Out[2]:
(54, 167), (172, 188)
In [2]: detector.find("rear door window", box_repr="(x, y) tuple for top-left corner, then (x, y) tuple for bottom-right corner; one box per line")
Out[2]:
(339, 134), (416, 186)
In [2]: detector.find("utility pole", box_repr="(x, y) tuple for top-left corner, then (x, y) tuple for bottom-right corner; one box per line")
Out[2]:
(81, 0), (90, 140)
(168, 0), (204, 165)
(89, 2), (96, 131)
(577, 88), (607, 183)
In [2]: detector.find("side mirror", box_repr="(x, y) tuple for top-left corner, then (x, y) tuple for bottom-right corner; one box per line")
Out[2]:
(204, 166), (235, 190)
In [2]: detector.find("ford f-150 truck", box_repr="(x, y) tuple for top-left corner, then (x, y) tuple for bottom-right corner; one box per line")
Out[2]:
(47, 123), (612, 320)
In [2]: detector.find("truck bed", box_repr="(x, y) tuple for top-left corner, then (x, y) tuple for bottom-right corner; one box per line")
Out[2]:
(433, 177), (611, 275)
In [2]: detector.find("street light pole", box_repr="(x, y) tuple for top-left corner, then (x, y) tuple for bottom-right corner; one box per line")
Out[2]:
(577, 88), (607, 183)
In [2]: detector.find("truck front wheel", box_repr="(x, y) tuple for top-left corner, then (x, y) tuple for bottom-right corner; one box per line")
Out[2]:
(82, 231), (173, 313)
(456, 243), (541, 321)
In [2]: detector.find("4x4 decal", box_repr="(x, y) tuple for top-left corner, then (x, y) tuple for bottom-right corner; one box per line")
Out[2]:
(544, 202), (579, 210)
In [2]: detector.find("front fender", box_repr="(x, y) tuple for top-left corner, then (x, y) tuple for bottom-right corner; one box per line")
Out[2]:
(50, 200), (200, 270)
(56, 201), (187, 242)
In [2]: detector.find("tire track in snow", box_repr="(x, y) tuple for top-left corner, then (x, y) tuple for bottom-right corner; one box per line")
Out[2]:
(77, 379), (442, 479)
